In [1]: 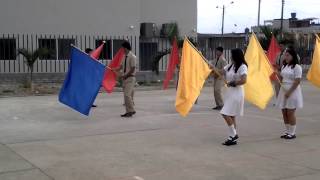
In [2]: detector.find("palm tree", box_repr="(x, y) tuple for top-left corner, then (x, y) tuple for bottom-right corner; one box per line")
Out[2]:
(152, 23), (196, 74)
(259, 26), (281, 50)
(17, 48), (49, 90)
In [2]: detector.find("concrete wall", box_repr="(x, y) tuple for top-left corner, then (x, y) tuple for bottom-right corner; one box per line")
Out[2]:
(0, 0), (140, 36)
(140, 0), (197, 37)
(0, 0), (196, 36)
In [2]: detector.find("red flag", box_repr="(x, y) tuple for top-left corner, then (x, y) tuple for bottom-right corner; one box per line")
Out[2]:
(163, 38), (179, 89)
(102, 48), (125, 93)
(267, 36), (281, 81)
(90, 41), (105, 60)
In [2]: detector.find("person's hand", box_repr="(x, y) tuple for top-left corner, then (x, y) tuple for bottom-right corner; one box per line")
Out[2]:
(227, 81), (237, 87)
(284, 91), (292, 99)
(208, 64), (215, 69)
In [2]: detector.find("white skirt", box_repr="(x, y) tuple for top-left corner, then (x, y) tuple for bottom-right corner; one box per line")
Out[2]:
(276, 83), (303, 109)
(220, 86), (244, 116)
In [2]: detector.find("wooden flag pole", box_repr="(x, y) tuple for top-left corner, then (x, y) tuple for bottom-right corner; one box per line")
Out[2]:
(184, 37), (228, 84)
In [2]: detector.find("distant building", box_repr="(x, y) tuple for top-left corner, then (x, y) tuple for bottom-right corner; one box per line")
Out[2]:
(252, 13), (320, 33)
(197, 33), (248, 61)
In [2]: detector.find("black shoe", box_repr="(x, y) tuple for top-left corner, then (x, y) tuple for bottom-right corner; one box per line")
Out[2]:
(212, 106), (223, 110)
(222, 135), (238, 146)
(222, 139), (237, 146)
(92, 104), (97, 107)
(120, 113), (132, 117)
(231, 135), (239, 141)
(131, 111), (136, 115)
(280, 133), (288, 138)
(284, 134), (296, 139)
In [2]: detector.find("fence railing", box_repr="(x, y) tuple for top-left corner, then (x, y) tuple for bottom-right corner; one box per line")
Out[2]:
(0, 34), (140, 73)
(0, 34), (314, 74)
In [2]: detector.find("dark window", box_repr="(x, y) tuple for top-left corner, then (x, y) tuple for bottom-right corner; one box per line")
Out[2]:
(112, 39), (126, 57)
(38, 39), (56, 60)
(58, 39), (75, 60)
(95, 40), (111, 59)
(139, 42), (158, 71)
(0, 38), (16, 60)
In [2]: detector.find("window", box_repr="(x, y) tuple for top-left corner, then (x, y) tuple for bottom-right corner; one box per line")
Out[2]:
(112, 39), (126, 56)
(139, 42), (158, 71)
(38, 39), (56, 60)
(0, 38), (16, 60)
(58, 39), (75, 60)
(95, 40), (111, 59)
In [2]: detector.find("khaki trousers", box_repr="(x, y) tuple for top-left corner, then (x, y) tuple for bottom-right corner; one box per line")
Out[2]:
(123, 77), (135, 113)
(213, 78), (224, 107)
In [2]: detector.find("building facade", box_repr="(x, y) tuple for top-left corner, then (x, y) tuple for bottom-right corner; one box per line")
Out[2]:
(0, 0), (197, 81)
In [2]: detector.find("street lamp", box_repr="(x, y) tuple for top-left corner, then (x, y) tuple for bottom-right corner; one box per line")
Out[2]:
(216, 1), (234, 40)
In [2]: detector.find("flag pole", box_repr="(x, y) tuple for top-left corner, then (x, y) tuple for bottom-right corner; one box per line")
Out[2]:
(184, 37), (228, 84)
(70, 44), (109, 67)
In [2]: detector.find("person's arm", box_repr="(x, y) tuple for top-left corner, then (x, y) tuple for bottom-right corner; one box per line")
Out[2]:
(228, 75), (247, 87)
(285, 78), (300, 98)
(285, 66), (302, 98)
(123, 67), (135, 79)
(210, 62), (226, 77)
(228, 65), (247, 87)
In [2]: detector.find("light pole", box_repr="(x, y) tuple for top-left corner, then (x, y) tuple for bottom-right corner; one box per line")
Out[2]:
(216, 1), (234, 42)
(258, 0), (261, 26)
(280, 0), (285, 33)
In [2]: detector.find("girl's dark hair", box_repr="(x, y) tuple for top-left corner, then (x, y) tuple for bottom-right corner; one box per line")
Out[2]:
(227, 48), (248, 73)
(283, 48), (299, 69)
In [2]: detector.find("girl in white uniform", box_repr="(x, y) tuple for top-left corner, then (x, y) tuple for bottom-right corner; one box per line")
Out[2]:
(276, 48), (303, 139)
(217, 49), (248, 146)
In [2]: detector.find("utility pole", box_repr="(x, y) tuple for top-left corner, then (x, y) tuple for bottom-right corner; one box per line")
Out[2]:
(216, 1), (234, 43)
(280, 0), (285, 33)
(258, 0), (261, 26)
(222, 5), (225, 37)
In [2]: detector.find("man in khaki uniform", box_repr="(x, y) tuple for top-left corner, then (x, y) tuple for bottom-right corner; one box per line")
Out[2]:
(212, 47), (227, 110)
(119, 41), (136, 117)
(274, 41), (286, 98)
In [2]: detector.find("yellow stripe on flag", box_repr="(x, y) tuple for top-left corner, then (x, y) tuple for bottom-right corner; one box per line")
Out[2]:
(244, 33), (274, 109)
(307, 35), (320, 88)
(175, 38), (212, 116)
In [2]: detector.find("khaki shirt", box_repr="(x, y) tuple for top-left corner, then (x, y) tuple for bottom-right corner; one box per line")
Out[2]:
(121, 51), (136, 76)
(276, 51), (285, 70)
(211, 56), (227, 79)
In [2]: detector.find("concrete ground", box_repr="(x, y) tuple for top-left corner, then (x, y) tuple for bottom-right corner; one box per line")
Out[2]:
(0, 81), (320, 180)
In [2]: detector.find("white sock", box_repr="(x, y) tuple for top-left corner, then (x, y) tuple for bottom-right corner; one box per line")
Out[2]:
(290, 125), (296, 135)
(228, 125), (237, 138)
(285, 124), (290, 134)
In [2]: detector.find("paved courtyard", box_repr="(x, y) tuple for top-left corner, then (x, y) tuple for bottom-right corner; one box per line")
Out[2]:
(0, 81), (320, 180)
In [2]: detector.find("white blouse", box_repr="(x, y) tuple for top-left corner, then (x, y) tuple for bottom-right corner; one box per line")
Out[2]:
(224, 64), (248, 83)
(281, 64), (302, 84)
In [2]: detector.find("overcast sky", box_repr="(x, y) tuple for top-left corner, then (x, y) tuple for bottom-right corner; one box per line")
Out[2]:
(198, 0), (320, 34)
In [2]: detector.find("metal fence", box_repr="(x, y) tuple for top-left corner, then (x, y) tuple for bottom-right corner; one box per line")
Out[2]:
(0, 34), (140, 73)
(0, 33), (315, 74)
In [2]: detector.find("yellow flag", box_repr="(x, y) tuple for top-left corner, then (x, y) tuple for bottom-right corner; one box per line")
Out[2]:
(244, 33), (274, 109)
(175, 38), (212, 116)
(307, 35), (320, 88)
